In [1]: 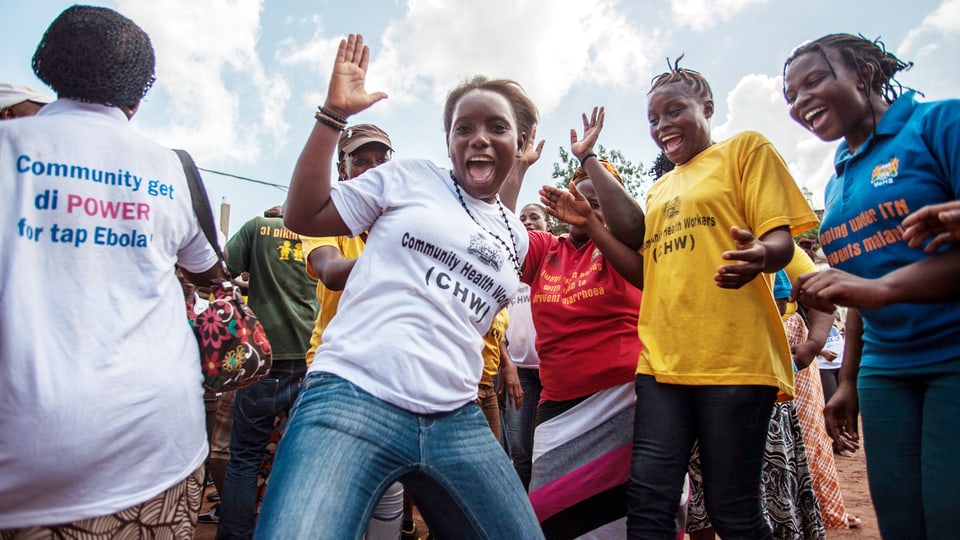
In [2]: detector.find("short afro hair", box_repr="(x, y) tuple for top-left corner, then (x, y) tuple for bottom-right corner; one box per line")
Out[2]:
(32, 5), (156, 109)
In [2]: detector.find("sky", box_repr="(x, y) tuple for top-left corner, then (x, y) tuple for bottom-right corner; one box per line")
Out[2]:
(4, 0), (958, 237)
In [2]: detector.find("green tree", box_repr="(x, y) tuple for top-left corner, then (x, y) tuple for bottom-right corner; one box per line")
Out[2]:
(551, 145), (650, 201)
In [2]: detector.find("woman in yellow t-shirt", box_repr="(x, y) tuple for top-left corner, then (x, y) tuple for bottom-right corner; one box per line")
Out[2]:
(542, 60), (817, 538)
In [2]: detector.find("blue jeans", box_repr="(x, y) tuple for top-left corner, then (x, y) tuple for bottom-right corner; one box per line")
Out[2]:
(858, 356), (960, 540)
(216, 360), (305, 540)
(505, 367), (541, 490)
(254, 373), (543, 540)
(626, 375), (777, 540)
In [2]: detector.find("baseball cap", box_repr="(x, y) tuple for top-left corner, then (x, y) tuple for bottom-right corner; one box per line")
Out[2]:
(0, 83), (54, 109)
(338, 123), (393, 158)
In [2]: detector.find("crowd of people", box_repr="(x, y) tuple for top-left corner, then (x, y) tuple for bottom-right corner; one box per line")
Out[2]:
(1, 4), (958, 540)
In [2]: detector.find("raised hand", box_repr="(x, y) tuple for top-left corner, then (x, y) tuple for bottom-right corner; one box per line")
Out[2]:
(323, 34), (388, 119)
(517, 124), (545, 169)
(540, 182), (591, 227)
(570, 107), (604, 161)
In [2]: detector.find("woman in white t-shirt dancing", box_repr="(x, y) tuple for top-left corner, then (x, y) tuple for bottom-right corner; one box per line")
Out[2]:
(255, 34), (543, 539)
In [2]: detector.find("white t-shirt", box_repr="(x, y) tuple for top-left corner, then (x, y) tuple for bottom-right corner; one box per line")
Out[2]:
(506, 283), (539, 369)
(817, 325), (845, 371)
(0, 100), (218, 528)
(313, 158), (528, 413)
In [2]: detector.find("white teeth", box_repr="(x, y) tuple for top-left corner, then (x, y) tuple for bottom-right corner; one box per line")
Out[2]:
(804, 106), (827, 123)
(660, 134), (679, 144)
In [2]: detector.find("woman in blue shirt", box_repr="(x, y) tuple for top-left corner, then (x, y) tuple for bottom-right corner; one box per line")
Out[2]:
(783, 33), (960, 540)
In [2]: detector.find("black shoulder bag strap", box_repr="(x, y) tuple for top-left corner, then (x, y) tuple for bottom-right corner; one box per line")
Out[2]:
(175, 149), (227, 266)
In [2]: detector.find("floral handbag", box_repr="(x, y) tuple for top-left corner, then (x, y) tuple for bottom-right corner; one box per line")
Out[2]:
(177, 149), (273, 391)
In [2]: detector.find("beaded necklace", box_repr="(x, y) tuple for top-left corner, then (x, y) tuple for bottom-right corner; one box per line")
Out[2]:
(450, 172), (522, 279)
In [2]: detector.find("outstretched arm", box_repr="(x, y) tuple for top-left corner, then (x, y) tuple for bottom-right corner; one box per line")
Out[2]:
(791, 248), (960, 310)
(540, 182), (644, 289)
(569, 107), (646, 249)
(284, 34), (388, 236)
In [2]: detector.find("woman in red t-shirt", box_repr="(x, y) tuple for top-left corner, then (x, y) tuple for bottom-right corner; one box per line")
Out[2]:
(522, 160), (643, 538)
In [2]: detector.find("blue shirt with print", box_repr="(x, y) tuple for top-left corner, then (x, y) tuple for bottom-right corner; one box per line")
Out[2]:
(819, 91), (960, 369)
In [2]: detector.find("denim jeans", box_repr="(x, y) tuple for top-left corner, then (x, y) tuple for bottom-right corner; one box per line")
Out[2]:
(505, 367), (541, 490)
(216, 360), (305, 540)
(254, 373), (544, 540)
(858, 356), (960, 540)
(626, 375), (777, 540)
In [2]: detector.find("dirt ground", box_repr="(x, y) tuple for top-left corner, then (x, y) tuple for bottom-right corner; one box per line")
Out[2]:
(824, 446), (878, 539)
(195, 447), (877, 539)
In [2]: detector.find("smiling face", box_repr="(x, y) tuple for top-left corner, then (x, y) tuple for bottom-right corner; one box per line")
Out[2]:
(446, 89), (524, 202)
(647, 83), (713, 166)
(519, 204), (549, 231)
(783, 49), (870, 148)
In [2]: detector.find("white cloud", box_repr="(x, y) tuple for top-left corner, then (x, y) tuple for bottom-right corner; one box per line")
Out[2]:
(899, 0), (960, 56)
(712, 73), (837, 209)
(896, 0), (960, 101)
(117, 0), (291, 165)
(670, 0), (767, 31)
(280, 0), (662, 116)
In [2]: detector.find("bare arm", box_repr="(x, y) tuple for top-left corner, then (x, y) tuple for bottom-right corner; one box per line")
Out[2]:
(541, 182), (643, 289)
(499, 126), (544, 213)
(283, 34), (388, 237)
(793, 304), (834, 370)
(569, 107), (646, 249)
(496, 343), (523, 411)
(792, 248), (960, 310)
(307, 245), (357, 291)
(824, 309), (862, 452)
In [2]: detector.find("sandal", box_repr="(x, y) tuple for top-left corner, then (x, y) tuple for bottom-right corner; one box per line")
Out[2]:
(847, 515), (863, 529)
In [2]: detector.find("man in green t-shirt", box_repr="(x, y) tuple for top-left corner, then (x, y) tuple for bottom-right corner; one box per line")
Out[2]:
(216, 207), (319, 539)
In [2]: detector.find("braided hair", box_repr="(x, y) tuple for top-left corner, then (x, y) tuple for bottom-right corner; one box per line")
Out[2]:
(782, 33), (913, 105)
(32, 5), (156, 109)
(647, 54), (713, 102)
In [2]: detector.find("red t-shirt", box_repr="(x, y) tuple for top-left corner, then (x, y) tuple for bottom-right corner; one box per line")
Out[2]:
(522, 231), (642, 402)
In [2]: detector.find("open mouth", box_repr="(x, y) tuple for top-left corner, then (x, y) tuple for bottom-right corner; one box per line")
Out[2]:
(803, 105), (827, 131)
(660, 134), (683, 154)
(466, 156), (495, 182)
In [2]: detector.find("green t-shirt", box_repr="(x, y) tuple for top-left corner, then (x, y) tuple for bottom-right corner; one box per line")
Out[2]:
(226, 216), (319, 361)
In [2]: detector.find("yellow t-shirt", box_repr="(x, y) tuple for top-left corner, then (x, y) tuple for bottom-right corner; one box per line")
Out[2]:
(480, 309), (510, 387)
(301, 234), (366, 366)
(637, 131), (818, 397)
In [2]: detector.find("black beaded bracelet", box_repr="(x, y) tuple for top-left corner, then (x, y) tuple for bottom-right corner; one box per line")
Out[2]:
(317, 106), (347, 125)
(579, 153), (597, 165)
(315, 111), (345, 132)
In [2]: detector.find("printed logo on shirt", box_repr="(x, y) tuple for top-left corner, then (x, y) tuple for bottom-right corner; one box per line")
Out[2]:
(664, 196), (681, 218)
(870, 157), (899, 188)
(468, 233), (504, 272)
